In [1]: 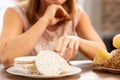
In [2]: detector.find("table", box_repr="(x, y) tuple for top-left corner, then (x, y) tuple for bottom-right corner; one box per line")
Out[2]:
(0, 60), (120, 80)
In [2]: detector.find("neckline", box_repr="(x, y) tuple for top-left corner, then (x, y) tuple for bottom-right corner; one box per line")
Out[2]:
(46, 25), (60, 33)
(46, 21), (66, 33)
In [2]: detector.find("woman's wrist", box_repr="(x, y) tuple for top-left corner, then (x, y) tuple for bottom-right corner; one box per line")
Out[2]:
(40, 16), (50, 26)
(78, 36), (81, 43)
(78, 37), (82, 48)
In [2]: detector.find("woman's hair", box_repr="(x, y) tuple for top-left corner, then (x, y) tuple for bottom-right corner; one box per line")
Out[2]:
(27, 0), (76, 25)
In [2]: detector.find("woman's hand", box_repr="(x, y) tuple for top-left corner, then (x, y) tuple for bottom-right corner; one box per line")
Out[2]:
(43, 4), (70, 25)
(54, 36), (80, 61)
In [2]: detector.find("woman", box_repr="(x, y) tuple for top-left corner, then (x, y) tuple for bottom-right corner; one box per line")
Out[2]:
(0, 0), (106, 68)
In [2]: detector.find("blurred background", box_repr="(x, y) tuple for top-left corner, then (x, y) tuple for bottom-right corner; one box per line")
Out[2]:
(0, 0), (120, 60)
(76, 0), (120, 59)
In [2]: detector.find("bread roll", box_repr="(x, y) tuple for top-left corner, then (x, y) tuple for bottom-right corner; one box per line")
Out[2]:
(93, 47), (111, 66)
(113, 34), (120, 49)
(102, 49), (120, 69)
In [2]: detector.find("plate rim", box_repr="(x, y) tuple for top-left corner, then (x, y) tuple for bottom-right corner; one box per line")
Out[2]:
(7, 66), (81, 78)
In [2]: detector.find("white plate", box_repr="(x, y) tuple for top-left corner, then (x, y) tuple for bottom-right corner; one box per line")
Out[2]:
(7, 66), (81, 78)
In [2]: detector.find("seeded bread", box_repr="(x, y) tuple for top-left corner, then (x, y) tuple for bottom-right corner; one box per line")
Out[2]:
(102, 49), (120, 69)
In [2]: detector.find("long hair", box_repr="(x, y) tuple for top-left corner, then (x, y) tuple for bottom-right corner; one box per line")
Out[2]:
(27, 0), (76, 25)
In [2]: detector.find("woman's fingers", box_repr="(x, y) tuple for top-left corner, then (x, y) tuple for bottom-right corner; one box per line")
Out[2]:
(55, 37), (70, 56)
(72, 40), (79, 57)
(65, 39), (75, 61)
(60, 38), (70, 56)
(50, 6), (69, 25)
(56, 6), (70, 19)
(43, 4), (70, 25)
(55, 36), (80, 61)
(55, 37), (63, 54)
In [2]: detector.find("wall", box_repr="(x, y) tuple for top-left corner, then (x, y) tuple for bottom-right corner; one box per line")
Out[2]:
(77, 0), (103, 36)
(102, 0), (120, 35)
(76, 0), (120, 57)
(0, 0), (18, 34)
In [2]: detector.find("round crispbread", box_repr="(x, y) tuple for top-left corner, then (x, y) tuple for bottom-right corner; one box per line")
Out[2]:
(13, 56), (39, 74)
(35, 50), (70, 76)
(14, 56), (36, 64)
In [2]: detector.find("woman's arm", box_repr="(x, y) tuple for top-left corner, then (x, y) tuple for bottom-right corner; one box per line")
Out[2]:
(76, 10), (106, 60)
(0, 5), (69, 68)
(0, 8), (49, 68)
